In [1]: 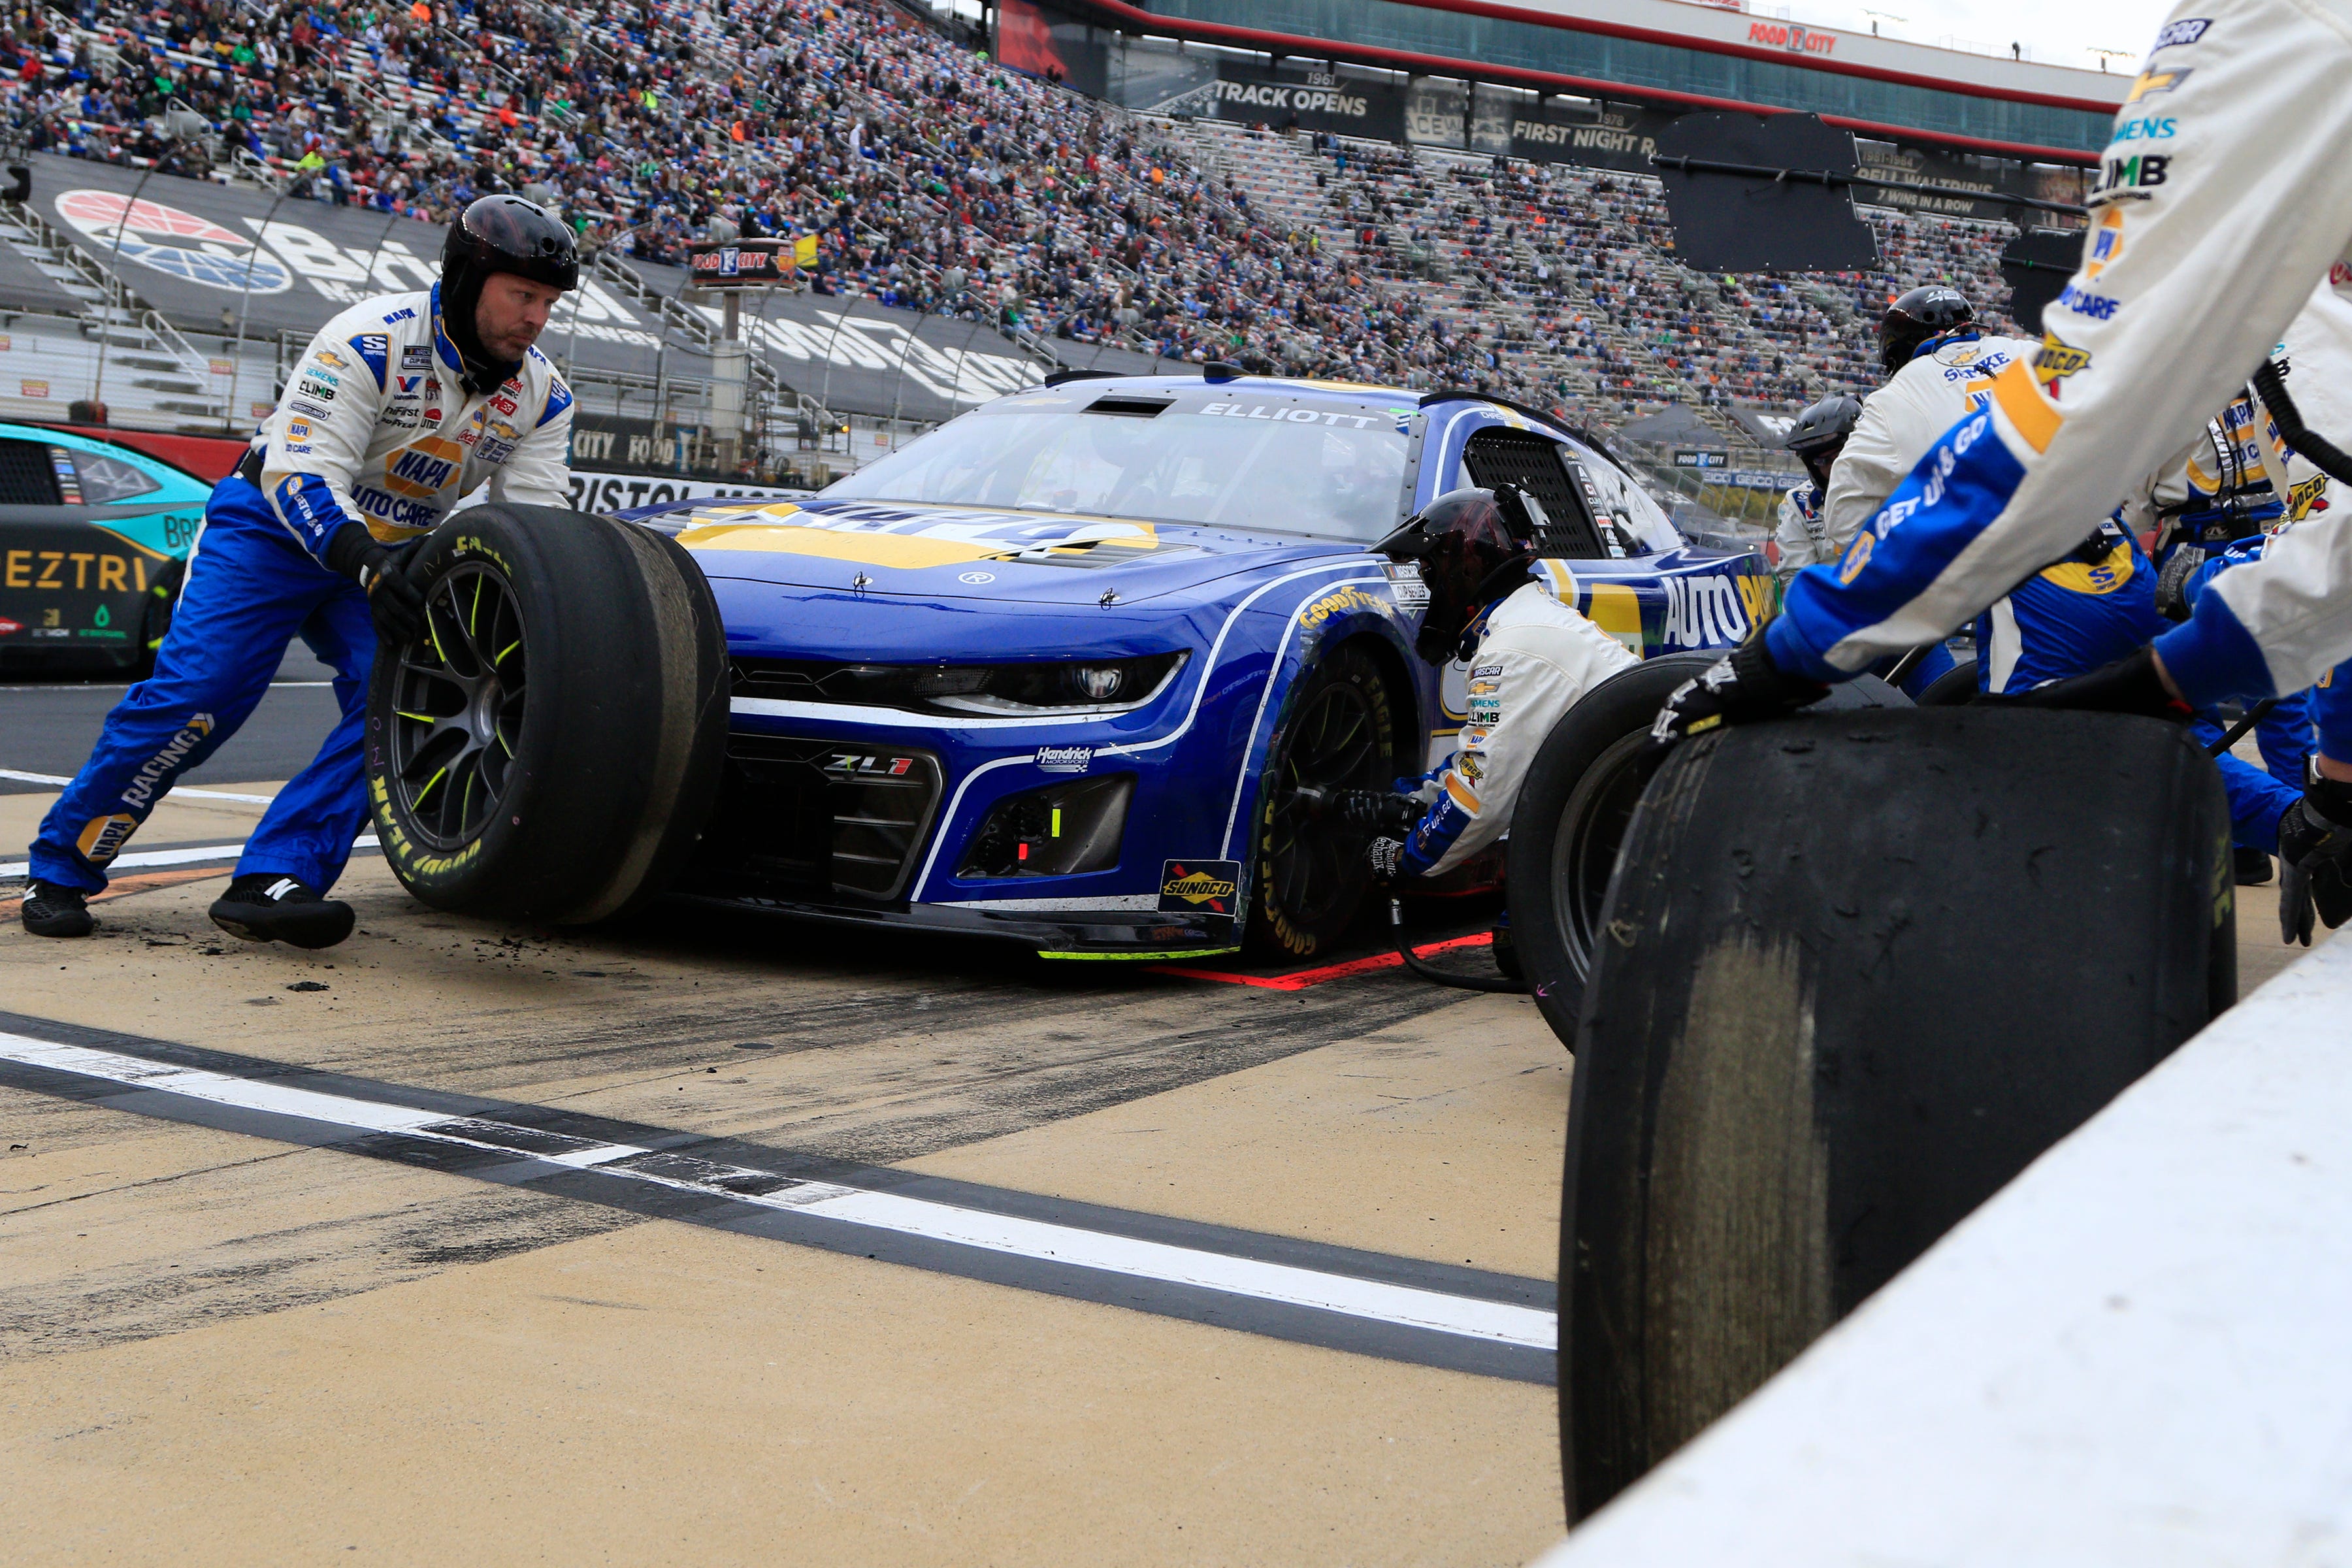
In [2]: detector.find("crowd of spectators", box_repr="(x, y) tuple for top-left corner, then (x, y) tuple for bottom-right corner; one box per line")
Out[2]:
(0, 0), (2034, 435)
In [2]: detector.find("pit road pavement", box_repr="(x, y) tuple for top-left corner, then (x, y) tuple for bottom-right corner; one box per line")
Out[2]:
(0, 755), (1568, 1564)
(0, 678), (2324, 1565)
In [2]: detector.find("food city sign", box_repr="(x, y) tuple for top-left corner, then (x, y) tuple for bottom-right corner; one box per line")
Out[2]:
(1747, 20), (1839, 54)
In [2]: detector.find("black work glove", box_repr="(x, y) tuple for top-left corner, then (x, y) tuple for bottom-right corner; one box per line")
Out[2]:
(1650, 632), (1827, 749)
(2004, 646), (2195, 721)
(324, 522), (426, 645)
(2277, 765), (2352, 947)
(1365, 836), (1407, 882)
(1333, 787), (1422, 836)
(2153, 546), (2204, 623)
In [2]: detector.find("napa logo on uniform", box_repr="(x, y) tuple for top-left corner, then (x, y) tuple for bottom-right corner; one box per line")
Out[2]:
(1158, 858), (1240, 915)
(76, 813), (139, 865)
(382, 436), (465, 500)
(2086, 208), (2126, 280)
(285, 417), (312, 442)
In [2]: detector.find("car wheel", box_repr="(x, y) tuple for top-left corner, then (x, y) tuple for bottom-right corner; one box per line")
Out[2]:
(1916, 655), (1980, 705)
(1244, 642), (1398, 960)
(1558, 708), (2233, 1520)
(365, 504), (728, 924)
(1507, 656), (1906, 1043)
(133, 557), (184, 679)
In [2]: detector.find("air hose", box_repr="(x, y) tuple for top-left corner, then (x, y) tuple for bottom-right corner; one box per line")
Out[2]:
(1387, 898), (1527, 994)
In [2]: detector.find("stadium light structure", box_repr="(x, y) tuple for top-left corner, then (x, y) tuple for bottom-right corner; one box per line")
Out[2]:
(1647, 112), (2088, 274)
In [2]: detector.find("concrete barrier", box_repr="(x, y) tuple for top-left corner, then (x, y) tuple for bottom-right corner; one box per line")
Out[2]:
(1531, 930), (2352, 1565)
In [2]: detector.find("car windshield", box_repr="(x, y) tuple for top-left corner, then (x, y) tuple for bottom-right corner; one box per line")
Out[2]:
(826, 391), (1411, 543)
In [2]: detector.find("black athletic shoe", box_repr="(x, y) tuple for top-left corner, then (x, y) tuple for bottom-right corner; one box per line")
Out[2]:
(208, 874), (354, 949)
(2235, 845), (2276, 887)
(19, 881), (94, 938)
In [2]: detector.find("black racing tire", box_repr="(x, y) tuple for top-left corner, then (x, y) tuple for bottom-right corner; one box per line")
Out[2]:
(1506, 655), (1906, 1045)
(1244, 642), (1399, 960)
(365, 504), (728, 924)
(1917, 656), (1980, 706)
(133, 556), (184, 679)
(1559, 708), (2234, 1521)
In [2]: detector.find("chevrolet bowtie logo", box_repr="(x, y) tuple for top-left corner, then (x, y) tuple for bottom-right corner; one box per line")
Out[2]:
(2125, 67), (2191, 103)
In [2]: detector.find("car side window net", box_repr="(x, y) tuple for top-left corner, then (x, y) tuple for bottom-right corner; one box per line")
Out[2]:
(1461, 428), (1612, 560)
(0, 438), (63, 505)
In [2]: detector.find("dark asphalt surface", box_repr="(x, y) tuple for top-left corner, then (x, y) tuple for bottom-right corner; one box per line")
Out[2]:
(1, 644), (342, 792)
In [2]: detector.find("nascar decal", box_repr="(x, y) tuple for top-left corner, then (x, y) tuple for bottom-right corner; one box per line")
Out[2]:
(1158, 859), (1240, 915)
(673, 501), (1178, 572)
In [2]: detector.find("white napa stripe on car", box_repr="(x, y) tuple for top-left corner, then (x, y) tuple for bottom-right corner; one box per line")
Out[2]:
(904, 559), (1380, 902)
(0, 1034), (1557, 1352)
(0, 835), (378, 879)
(932, 894), (1159, 912)
(730, 697), (1143, 730)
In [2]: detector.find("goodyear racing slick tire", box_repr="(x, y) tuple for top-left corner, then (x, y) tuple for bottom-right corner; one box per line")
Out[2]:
(1917, 655), (1980, 706)
(1558, 708), (2234, 1520)
(365, 504), (728, 924)
(1245, 642), (1399, 960)
(1506, 656), (1904, 1043)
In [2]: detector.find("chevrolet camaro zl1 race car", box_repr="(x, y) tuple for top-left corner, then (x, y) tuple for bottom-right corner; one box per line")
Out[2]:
(358, 374), (1773, 960)
(0, 425), (240, 673)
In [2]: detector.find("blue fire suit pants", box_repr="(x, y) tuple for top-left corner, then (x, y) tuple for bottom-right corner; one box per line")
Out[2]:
(28, 476), (376, 895)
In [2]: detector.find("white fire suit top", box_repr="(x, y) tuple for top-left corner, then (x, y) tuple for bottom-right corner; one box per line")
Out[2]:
(1401, 564), (1640, 878)
(255, 282), (576, 561)
(1772, 480), (1832, 585)
(1819, 332), (2040, 558)
(1765, 0), (2352, 768)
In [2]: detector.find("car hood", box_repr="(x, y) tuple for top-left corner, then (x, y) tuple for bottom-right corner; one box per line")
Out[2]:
(660, 496), (1365, 606)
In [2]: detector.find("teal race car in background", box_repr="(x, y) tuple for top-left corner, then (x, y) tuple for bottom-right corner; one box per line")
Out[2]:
(0, 424), (231, 674)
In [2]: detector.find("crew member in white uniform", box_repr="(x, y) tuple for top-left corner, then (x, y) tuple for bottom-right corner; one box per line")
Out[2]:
(1338, 485), (1636, 878)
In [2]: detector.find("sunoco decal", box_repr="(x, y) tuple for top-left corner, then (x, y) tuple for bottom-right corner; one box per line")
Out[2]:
(1158, 859), (1241, 915)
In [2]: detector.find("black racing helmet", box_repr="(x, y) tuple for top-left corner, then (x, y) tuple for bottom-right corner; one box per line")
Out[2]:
(1784, 391), (1863, 489)
(1373, 485), (1539, 664)
(440, 195), (578, 384)
(1878, 285), (1974, 374)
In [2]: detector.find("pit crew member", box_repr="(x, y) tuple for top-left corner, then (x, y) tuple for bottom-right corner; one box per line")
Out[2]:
(1337, 486), (1637, 887)
(1646, 0), (2352, 941)
(18, 195), (579, 945)
(1772, 392), (1859, 587)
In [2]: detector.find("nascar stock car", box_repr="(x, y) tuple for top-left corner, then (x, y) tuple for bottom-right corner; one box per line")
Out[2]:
(0, 425), (244, 674)
(358, 374), (1773, 961)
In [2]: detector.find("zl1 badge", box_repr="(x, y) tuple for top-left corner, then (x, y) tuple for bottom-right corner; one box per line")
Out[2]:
(1159, 858), (1241, 915)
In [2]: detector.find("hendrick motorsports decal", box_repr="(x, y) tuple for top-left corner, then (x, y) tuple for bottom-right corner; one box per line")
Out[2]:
(672, 500), (1181, 572)
(1158, 858), (1241, 915)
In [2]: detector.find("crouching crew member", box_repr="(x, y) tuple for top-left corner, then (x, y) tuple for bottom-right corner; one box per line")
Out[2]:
(1333, 486), (1639, 951)
(1772, 392), (1861, 589)
(19, 195), (580, 945)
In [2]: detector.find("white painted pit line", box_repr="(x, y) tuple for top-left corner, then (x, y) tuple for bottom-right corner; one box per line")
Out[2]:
(0, 836), (378, 879)
(0, 1032), (1558, 1366)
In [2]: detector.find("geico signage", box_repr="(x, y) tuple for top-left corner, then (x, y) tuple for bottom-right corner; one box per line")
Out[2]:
(1747, 21), (1838, 54)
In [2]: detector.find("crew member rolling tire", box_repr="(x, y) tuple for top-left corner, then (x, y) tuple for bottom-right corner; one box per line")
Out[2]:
(1506, 658), (1905, 1041)
(366, 504), (728, 924)
(1557, 707), (2233, 1521)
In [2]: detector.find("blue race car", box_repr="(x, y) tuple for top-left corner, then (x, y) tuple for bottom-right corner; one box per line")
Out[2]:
(611, 374), (1771, 962)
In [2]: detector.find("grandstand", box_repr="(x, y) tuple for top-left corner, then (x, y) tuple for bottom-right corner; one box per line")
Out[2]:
(0, 0), (2047, 468)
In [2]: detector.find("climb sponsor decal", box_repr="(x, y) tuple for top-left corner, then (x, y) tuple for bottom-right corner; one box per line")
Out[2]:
(1158, 858), (1240, 915)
